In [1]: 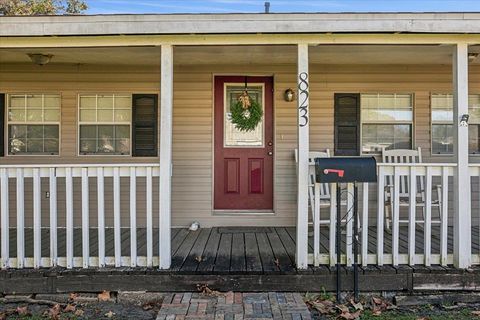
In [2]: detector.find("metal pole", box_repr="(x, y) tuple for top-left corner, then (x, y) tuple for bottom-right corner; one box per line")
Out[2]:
(336, 183), (342, 302)
(353, 183), (359, 302)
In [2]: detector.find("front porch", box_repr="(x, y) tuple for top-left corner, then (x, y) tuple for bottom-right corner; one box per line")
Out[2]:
(1, 40), (480, 277)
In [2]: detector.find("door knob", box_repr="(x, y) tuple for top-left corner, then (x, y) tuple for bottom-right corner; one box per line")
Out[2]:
(268, 151), (273, 156)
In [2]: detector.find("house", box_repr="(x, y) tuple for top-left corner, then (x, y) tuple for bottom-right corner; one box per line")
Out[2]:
(0, 12), (480, 293)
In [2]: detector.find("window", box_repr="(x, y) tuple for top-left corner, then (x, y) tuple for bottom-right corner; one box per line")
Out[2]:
(224, 85), (264, 147)
(361, 93), (413, 154)
(7, 94), (60, 155)
(79, 94), (131, 155)
(431, 94), (480, 155)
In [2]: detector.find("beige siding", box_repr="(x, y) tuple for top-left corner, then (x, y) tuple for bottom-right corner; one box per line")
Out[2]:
(2, 62), (480, 228)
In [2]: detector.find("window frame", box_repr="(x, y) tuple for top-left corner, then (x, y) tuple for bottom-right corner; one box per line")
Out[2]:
(430, 92), (480, 156)
(77, 93), (133, 156)
(6, 93), (61, 157)
(359, 92), (415, 155)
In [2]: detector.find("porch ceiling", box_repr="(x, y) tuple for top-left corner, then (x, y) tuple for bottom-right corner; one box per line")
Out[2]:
(1, 45), (480, 66)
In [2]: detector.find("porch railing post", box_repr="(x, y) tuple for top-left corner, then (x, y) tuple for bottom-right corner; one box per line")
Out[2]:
(159, 44), (173, 269)
(296, 43), (310, 269)
(453, 42), (471, 268)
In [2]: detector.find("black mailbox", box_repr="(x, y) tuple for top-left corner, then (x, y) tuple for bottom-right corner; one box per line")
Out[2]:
(313, 156), (377, 302)
(315, 157), (377, 184)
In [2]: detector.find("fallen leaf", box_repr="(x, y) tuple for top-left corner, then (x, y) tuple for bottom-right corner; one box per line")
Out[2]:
(337, 304), (350, 313)
(105, 310), (115, 318)
(16, 306), (29, 316)
(372, 296), (383, 305)
(311, 301), (335, 314)
(0, 312), (6, 320)
(98, 290), (111, 301)
(197, 284), (223, 297)
(69, 292), (79, 301)
(372, 309), (382, 316)
(351, 301), (364, 311)
(75, 309), (85, 317)
(46, 304), (61, 320)
(472, 310), (480, 317)
(339, 310), (361, 320)
(195, 256), (204, 262)
(64, 304), (76, 312)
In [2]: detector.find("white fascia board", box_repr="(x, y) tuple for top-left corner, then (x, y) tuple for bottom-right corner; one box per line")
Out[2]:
(2, 13), (480, 36)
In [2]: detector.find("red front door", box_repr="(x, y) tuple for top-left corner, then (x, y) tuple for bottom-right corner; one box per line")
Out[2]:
(214, 76), (274, 210)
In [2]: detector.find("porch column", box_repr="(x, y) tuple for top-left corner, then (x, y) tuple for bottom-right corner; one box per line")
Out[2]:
(453, 43), (472, 269)
(296, 43), (310, 269)
(159, 44), (173, 269)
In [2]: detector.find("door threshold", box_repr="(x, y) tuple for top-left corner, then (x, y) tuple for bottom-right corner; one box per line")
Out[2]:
(213, 210), (275, 216)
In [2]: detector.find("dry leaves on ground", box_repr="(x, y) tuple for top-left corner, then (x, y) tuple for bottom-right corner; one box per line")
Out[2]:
(64, 303), (76, 313)
(98, 290), (111, 301)
(197, 284), (223, 297)
(16, 306), (29, 316)
(105, 310), (115, 318)
(472, 310), (480, 317)
(75, 309), (85, 317)
(305, 293), (393, 320)
(44, 304), (61, 320)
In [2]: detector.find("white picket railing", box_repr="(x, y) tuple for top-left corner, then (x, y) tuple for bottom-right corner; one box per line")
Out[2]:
(1, 161), (480, 269)
(0, 164), (160, 269)
(308, 163), (459, 267)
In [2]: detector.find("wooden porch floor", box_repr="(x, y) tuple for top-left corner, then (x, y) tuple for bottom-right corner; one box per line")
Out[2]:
(6, 226), (480, 272)
(3, 227), (480, 294)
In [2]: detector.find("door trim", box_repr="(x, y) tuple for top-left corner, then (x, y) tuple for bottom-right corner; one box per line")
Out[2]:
(211, 74), (276, 215)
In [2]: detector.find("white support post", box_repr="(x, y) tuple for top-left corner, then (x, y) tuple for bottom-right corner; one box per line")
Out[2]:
(296, 43), (310, 269)
(33, 168), (41, 268)
(1, 168), (9, 269)
(81, 168), (89, 268)
(159, 44), (173, 269)
(453, 43), (472, 269)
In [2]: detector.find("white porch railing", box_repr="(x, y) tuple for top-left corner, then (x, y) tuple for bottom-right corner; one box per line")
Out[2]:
(308, 163), (463, 267)
(0, 164), (160, 269)
(1, 162), (480, 269)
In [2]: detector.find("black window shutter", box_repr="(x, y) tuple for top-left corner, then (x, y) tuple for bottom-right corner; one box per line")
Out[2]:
(0, 94), (4, 157)
(334, 93), (360, 156)
(132, 94), (158, 157)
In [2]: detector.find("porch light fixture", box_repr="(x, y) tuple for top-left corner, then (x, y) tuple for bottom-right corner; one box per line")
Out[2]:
(284, 88), (295, 102)
(28, 53), (53, 66)
(469, 52), (479, 62)
(460, 114), (470, 127)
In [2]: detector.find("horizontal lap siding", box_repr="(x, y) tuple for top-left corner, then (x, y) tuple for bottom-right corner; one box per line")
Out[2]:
(1, 64), (161, 227)
(2, 62), (480, 228)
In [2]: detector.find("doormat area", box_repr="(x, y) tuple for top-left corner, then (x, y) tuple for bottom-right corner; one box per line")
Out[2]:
(217, 227), (273, 233)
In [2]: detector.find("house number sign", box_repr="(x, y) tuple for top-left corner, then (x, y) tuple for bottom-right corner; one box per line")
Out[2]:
(298, 72), (309, 127)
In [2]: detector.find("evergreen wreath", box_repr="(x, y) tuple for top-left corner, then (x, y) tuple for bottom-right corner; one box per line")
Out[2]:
(230, 91), (263, 132)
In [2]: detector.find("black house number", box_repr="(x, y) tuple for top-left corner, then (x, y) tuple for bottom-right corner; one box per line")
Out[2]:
(298, 72), (309, 127)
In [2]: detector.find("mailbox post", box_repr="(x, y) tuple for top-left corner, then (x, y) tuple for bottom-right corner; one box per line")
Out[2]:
(314, 157), (377, 302)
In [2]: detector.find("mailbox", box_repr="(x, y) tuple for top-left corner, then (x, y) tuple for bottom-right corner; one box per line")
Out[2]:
(315, 157), (377, 184)
(313, 156), (377, 302)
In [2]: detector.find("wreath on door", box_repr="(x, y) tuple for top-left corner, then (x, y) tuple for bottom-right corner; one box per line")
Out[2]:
(230, 90), (263, 132)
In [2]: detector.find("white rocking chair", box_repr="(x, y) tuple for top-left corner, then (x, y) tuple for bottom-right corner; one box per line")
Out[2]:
(294, 149), (335, 227)
(382, 147), (443, 230)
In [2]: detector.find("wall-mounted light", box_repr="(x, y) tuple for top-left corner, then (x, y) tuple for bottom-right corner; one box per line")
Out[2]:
(460, 114), (470, 127)
(28, 53), (53, 66)
(469, 53), (479, 62)
(284, 88), (295, 102)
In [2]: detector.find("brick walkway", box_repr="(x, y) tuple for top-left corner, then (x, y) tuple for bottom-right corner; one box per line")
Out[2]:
(156, 292), (312, 320)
